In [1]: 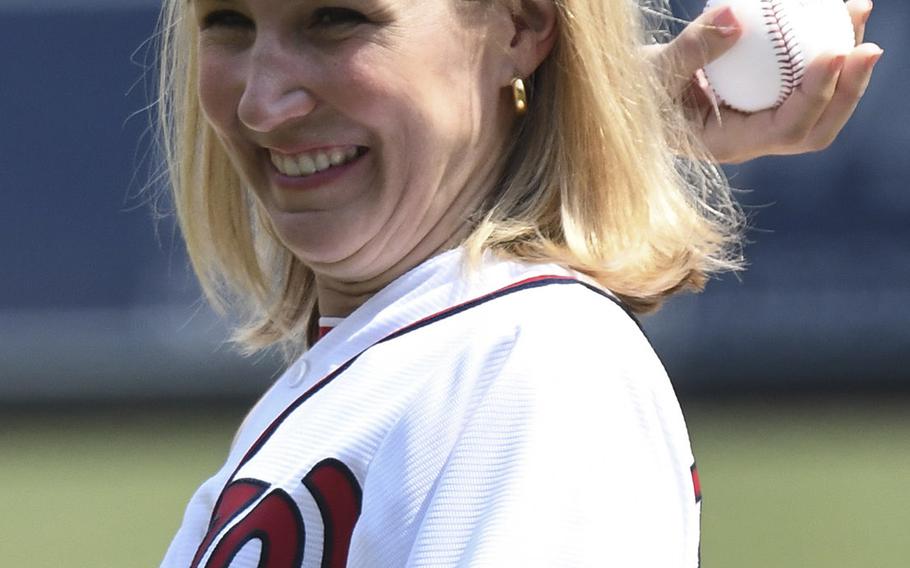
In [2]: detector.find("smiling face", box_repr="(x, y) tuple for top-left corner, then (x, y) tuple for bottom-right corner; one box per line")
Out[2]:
(193, 0), (518, 308)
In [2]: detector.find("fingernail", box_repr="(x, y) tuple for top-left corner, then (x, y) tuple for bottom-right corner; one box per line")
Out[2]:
(867, 48), (884, 69)
(712, 6), (740, 36)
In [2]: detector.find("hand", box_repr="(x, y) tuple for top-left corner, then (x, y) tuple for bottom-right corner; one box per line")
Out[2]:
(648, 0), (883, 164)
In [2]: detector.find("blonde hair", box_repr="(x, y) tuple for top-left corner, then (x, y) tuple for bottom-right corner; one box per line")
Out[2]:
(156, 0), (743, 361)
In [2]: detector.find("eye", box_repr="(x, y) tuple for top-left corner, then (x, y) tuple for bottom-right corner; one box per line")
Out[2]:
(311, 7), (368, 28)
(200, 9), (253, 31)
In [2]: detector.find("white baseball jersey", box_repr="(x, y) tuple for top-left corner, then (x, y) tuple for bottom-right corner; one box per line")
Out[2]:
(162, 248), (702, 567)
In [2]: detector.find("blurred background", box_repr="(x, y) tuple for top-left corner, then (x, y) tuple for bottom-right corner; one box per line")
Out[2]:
(1, 0), (907, 566)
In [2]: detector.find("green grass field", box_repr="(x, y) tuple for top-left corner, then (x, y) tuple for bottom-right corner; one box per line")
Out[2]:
(2, 397), (908, 567)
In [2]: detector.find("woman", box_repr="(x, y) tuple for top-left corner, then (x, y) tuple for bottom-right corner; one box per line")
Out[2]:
(158, 0), (880, 566)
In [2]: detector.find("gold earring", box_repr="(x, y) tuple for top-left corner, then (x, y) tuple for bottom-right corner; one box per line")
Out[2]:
(511, 77), (528, 115)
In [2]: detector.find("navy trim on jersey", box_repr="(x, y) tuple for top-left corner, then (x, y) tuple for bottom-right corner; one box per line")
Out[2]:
(205, 276), (642, 535)
(380, 275), (642, 344)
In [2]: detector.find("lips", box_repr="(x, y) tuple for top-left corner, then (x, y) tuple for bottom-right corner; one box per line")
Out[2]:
(268, 145), (363, 177)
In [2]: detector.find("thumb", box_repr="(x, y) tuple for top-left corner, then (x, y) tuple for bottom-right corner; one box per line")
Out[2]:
(658, 5), (742, 95)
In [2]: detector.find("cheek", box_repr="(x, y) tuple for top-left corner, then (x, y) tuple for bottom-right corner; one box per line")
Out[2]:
(370, 62), (495, 201)
(349, 54), (469, 156)
(197, 50), (242, 133)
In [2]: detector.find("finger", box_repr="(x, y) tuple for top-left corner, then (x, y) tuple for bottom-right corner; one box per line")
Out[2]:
(757, 52), (845, 153)
(801, 43), (883, 152)
(701, 44), (883, 163)
(657, 5), (743, 94)
(846, 0), (874, 46)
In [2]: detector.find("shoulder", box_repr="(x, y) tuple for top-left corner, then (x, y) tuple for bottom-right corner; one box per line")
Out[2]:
(456, 268), (690, 459)
(352, 264), (700, 565)
(358, 254), (672, 424)
(355, 270), (700, 566)
(394, 254), (664, 391)
(467, 271), (659, 382)
(389, 265), (676, 444)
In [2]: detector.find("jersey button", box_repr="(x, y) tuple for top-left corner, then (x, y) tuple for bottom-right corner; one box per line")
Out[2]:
(287, 359), (309, 388)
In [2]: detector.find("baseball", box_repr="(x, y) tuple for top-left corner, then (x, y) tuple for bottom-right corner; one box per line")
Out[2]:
(703, 0), (855, 113)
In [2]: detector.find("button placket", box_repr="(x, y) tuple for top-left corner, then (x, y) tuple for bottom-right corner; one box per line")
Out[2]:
(287, 359), (310, 388)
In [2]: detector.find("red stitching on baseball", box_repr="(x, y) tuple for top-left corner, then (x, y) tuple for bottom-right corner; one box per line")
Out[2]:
(762, 0), (805, 107)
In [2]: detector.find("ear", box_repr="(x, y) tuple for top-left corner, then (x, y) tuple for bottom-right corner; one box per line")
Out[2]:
(506, 0), (558, 80)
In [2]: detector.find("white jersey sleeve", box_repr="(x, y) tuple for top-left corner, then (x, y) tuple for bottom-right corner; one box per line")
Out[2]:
(348, 284), (700, 567)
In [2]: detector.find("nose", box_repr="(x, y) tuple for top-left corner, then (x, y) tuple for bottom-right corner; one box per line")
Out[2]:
(237, 39), (317, 133)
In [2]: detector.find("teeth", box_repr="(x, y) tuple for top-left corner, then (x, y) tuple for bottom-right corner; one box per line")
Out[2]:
(270, 146), (361, 178)
(298, 155), (316, 175)
(314, 152), (330, 172)
(329, 149), (346, 166)
(282, 156), (301, 176)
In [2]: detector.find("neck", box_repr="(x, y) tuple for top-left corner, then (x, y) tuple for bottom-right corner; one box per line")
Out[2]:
(314, 207), (477, 318)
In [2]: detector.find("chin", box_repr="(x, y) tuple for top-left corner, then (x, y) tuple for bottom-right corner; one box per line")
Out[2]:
(268, 209), (371, 268)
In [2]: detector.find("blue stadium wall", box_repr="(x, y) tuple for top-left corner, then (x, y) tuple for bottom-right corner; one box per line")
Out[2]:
(1, 1), (907, 402)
